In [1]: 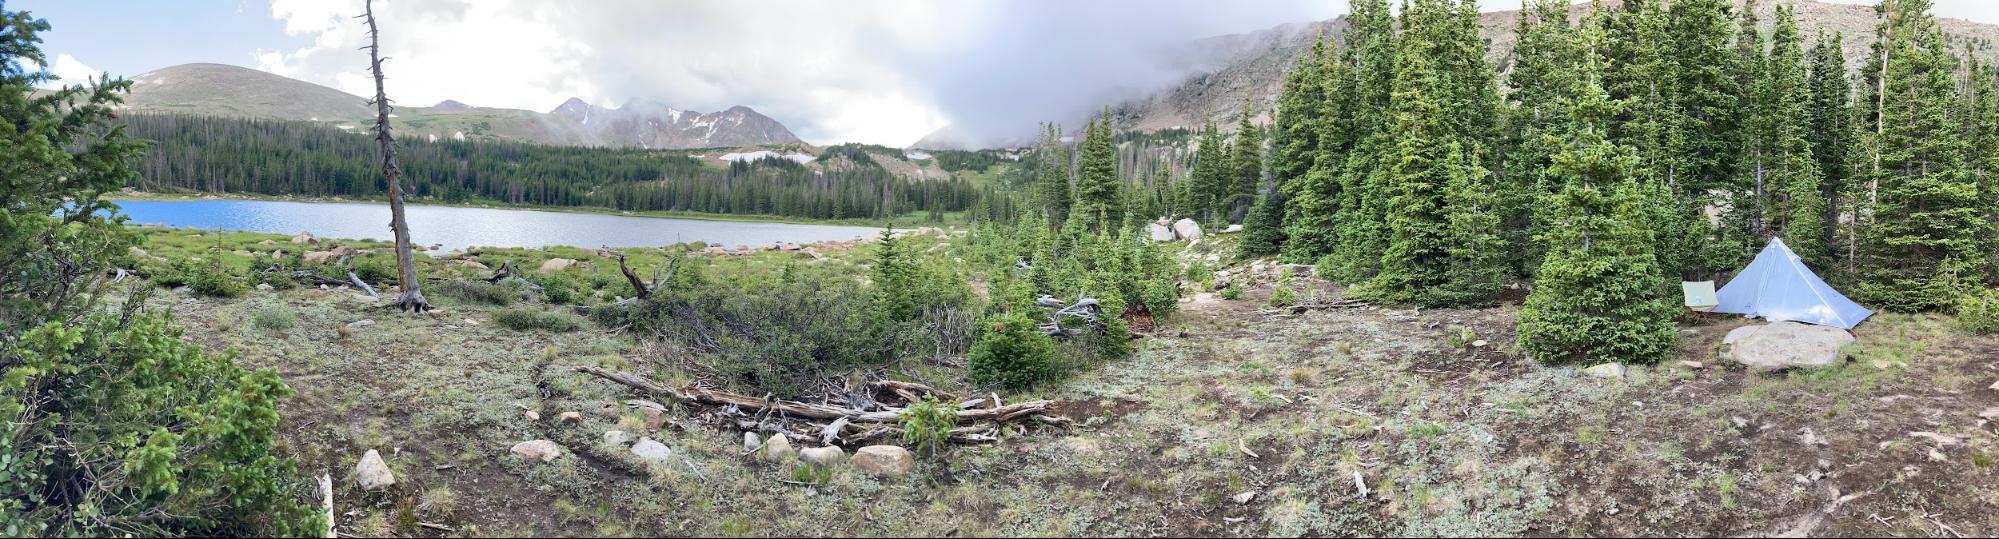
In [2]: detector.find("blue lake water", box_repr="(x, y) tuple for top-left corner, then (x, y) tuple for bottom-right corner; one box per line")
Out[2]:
(112, 199), (882, 251)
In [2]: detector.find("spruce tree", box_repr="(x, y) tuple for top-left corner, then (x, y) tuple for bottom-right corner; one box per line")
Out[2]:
(1033, 123), (1070, 228)
(1761, 5), (1828, 266)
(1660, 0), (1745, 279)
(1324, 0), (1396, 283)
(1071, 111), (1122, 232)
(1503, 0), (1579, 275)
(1965, 54), (1999, 281)
(1272, 37), (1325, 197)
(1855, 0), (1985, 311)
(1806, 32), (1854, 269)
(1371, 0), (1502, 307)
(1189, 121), (1227, 221)
(1518, 23), (1677, 366)
(1227, 99), (1263, 221)
(1282, 39), (1349, 263)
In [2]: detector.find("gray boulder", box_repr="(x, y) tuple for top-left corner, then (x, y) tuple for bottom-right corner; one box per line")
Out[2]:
(604, 430), (636, 445)
(800, 446), (846, 467)
(1147, 223), (1176, 242)
(510, 440), (563, 463)
(763, 433), (796, 463)
(355, 449), (396, 491)
(1171, 218), (1204, 241)
(1722, 322), (1853, 372)
(1581, 363), (1625, 379)
(851, 445), (915, 478)
(631, 438), (673, 463)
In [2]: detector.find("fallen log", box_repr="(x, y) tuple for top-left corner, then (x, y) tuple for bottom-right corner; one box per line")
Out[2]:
(348, 271), (379, 299)
(574, 365), (1062, 426)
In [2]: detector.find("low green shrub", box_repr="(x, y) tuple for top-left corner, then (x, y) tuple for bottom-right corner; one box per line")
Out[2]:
(1, 311), (323, 536)
(250, 304), (296, 331)
(901, 395), (956, 458)
(492, 307), (583, 332)
(431, 279), (525, 307)
(525, 271), (588, 304)
(1958, 287), (1999, 335)
(968, 311), (1059, 390)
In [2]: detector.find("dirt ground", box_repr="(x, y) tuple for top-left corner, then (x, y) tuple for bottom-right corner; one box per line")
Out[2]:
(150, 244), (1999, 537)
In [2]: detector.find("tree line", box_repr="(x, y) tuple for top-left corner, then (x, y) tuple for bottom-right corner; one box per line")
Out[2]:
(1222, 0), (1999, 365)
(120, 114), (980, 221)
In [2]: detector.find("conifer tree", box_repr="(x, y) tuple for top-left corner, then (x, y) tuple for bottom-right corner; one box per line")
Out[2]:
(1033, 123), (1070, 228)
(1503, 0), (1579, 274)
(1518, 23), (1677, 366)
(1806, 32), (1854, 268)
(1371, 0), (1503, 306)
(1660, 0), (1745, 278)
(1760, 5), (1828, 266)
(1281, 38), (1349, 262)
(1272, 36), (1325, 196)
(1323, 0), (1396, 283)
(1189, 121), (1227, 221)
(1855, 0), (1985, 311)
(1227, 99), (1263, 220)
(1071, 111), (1123, 231)
(1729, 0), (1770, 246)
(1965, 54), (1999, 280)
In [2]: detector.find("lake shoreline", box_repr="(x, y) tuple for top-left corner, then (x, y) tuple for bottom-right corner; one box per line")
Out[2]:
(112, 198), (888, 252)
(110, 190), (956, 228)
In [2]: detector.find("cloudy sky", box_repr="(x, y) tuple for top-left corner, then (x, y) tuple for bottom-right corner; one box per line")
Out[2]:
(17, 1), (1999, 146)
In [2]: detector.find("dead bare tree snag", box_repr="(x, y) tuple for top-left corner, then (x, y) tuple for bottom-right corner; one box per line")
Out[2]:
(600, 249), (677, 300)
(360, 0), (429, 312)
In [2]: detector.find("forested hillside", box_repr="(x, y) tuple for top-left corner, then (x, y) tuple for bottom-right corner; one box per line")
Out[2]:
(122, 114), (980, 221)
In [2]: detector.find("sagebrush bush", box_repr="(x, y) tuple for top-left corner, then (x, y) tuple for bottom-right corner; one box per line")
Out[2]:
(968, 311), (1059, 390)
(492, 307), (583, 332)
(1957, 288), (1999, 335)
(431, 279), (525, 306)
(250, 304), (296, 331)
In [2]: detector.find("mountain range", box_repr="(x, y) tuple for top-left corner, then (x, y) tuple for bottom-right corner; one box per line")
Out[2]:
(120, 63), (802, 149)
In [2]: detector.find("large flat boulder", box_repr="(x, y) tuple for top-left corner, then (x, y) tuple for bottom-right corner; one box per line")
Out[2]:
(1171, 218), (1204, 241)
(1722, 321), (1854, 372)
(1147, 223), (1176, 242)
(851, 445), (915, 478)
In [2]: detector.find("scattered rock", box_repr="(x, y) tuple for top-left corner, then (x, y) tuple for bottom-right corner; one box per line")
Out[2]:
(1581, 363), (1626, 379)
(1232, 490), (1258, 504)
(302, 251), (337, 264)
(1799, 427), (1828, 447)
(642, 407), (665, 432)
(1171, 218), (1204, 241)
(256, 283), (274, 291)
(463, 318), (480, 327)
(1979, 407), (1999, 421)
(538, 258), (577, 273)
(291, 231), (317, 244)
(1147, 223), (1175, 242)
(1816, 459), (1832, 470)
(1679, 360), (1705, 369)
(1731, 416), (1750, 429)
(559, 411), (582, 423)
(1907, 432), (1961, 447)
(630, 438), (673, 463)
(763, 433), (795, 462)
(800, 446), (846, 467)
(355, 449), (395, 490)
(1470, 339), (1489, 348)
(523, 410), (540, 421)
(744, 432), (762, 452)
(346, 319), (376, 330)
(1221, 224), (1244, 233)
(510, 440), (563, 463)
(1928, 447), (1949, 462)
(604, 430), (636, 445)
(851, 445), (915, 478)
(1721, 322), (1854, 372)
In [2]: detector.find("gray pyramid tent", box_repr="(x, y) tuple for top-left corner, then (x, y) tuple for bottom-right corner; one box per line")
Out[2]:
(1712, 238), (1873, 329)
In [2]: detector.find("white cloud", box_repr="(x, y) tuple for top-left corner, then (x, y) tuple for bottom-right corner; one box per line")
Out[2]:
(29, 53), (104, 90)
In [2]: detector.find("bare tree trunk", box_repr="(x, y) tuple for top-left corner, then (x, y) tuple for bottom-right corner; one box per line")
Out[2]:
(362, 0), (429, 312)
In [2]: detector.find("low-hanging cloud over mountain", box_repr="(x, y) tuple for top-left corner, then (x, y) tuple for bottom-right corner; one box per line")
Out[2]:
(253, 0), (1345, 146)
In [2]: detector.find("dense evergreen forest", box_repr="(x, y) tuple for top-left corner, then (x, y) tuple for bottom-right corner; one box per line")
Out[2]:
(121, 114), (980, 221)
(1234, 0), (1999, 363)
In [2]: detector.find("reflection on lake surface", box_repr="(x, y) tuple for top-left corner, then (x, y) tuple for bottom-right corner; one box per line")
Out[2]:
(113, 199), (883, 252)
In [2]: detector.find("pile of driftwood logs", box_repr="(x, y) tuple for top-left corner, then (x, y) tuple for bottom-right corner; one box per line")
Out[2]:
(1258, 297), (1371, 316)
(575, 366), (1071, 446)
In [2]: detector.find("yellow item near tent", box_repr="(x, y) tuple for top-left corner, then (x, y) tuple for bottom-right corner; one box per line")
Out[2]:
(1682, 281), (1717, 312)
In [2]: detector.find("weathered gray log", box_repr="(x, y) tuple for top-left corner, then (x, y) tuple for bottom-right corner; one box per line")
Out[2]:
(348, 271), (379, 299)
(574, 365), (1060, 426)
